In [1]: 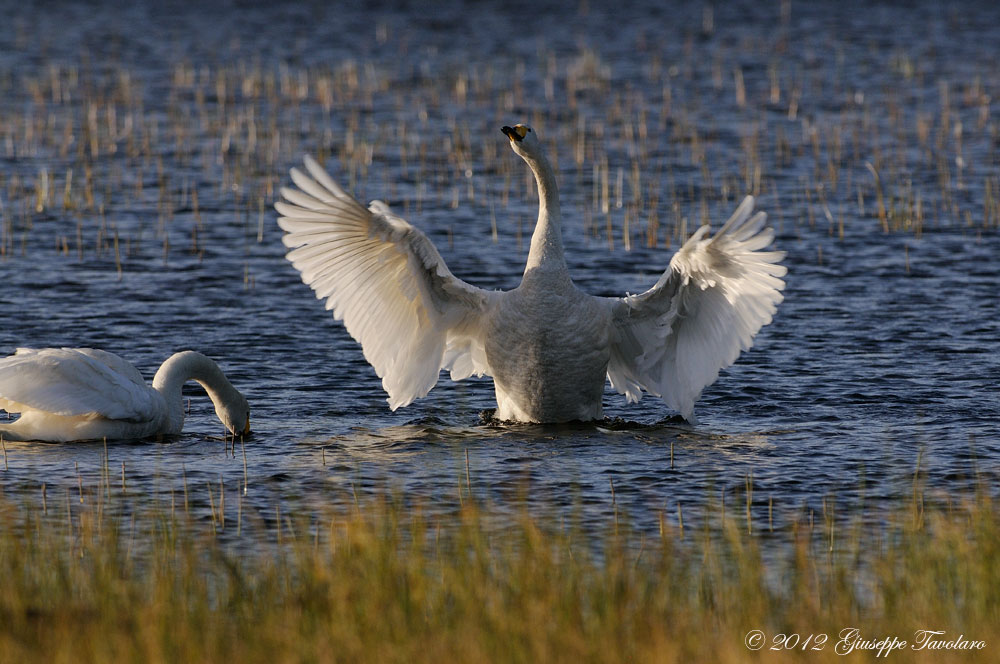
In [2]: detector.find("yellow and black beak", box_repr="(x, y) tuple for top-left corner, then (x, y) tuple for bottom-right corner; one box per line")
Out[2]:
(501, 125), (528, 142)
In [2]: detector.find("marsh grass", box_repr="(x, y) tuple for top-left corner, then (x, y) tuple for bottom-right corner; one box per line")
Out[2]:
(2, 13), (996, 273)
(0, 484), (997, 663)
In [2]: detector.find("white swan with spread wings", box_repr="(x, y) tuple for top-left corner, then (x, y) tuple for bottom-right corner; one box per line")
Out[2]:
(276, 124), (786, 423)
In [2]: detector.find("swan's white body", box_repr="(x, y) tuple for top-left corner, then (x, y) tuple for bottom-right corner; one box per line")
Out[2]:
(0, 348), (250, 442)
(277, 124), (786, 423)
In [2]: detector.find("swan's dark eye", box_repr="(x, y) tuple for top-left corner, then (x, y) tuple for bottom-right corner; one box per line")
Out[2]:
(528, 128), (532, 132)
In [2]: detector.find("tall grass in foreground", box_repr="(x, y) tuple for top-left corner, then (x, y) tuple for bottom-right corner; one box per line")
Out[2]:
(0, 490), (997, 663)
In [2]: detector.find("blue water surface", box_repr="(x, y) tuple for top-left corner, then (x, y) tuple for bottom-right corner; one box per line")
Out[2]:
(0, 0), (998, 536)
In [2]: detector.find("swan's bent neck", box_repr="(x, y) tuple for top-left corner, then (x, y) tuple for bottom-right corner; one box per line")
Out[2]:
(152, 351), (241, 434)
(521, 150), (569, 281)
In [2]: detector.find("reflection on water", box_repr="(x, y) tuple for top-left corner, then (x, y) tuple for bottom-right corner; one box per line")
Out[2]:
(1, 0), (998, 538)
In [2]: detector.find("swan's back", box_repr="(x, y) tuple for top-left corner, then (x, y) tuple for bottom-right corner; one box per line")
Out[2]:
(485, 275), (612, 422)
(60, 348), (147, 385)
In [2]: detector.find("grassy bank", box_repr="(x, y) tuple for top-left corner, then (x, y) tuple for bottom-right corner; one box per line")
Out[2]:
(0, 486), (997, 663)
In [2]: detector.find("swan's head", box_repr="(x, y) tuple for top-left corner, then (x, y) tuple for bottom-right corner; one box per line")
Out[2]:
(501, 124), (540, 158)
(216, 393), (251, 437)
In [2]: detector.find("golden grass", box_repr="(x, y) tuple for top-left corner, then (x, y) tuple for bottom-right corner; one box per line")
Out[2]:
(0, 486), (997, 663)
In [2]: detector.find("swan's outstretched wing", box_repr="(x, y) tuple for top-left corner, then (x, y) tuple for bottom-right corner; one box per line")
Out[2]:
(607, 196), (786, 422)
(276, 156), (494, 409)
(0, 348), (161, 422)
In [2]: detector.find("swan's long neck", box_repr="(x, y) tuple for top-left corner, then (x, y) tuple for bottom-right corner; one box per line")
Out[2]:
(151, 351), (241, 434)
(522, 149), (569, 282)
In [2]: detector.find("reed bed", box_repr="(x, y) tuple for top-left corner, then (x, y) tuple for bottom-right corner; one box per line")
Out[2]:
(1, 21), (996, 270)
(0, 479), (996, 663)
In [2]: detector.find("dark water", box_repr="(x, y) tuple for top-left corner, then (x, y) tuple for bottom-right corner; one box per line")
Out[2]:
(1, 0), (998, 535)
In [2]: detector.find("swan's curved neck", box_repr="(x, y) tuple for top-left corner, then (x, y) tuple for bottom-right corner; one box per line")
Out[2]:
(151, 351), (240, 433)
(521, 149), (568, 280)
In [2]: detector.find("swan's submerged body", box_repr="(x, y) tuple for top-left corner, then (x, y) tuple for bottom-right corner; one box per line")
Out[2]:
(277, 124), (786, 423)
(0, 348), (250, 442)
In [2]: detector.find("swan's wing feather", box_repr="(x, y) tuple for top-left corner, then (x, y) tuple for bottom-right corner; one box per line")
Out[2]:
(277, 157), (494, 409)
(0, 348), (160, 422)
(70, 348), (148, 385)
(607, 196), (786, 421)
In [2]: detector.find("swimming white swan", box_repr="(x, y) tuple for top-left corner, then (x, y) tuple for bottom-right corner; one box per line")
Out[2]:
(276, 124), (786, 423)
(0, 348), (250, 442)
